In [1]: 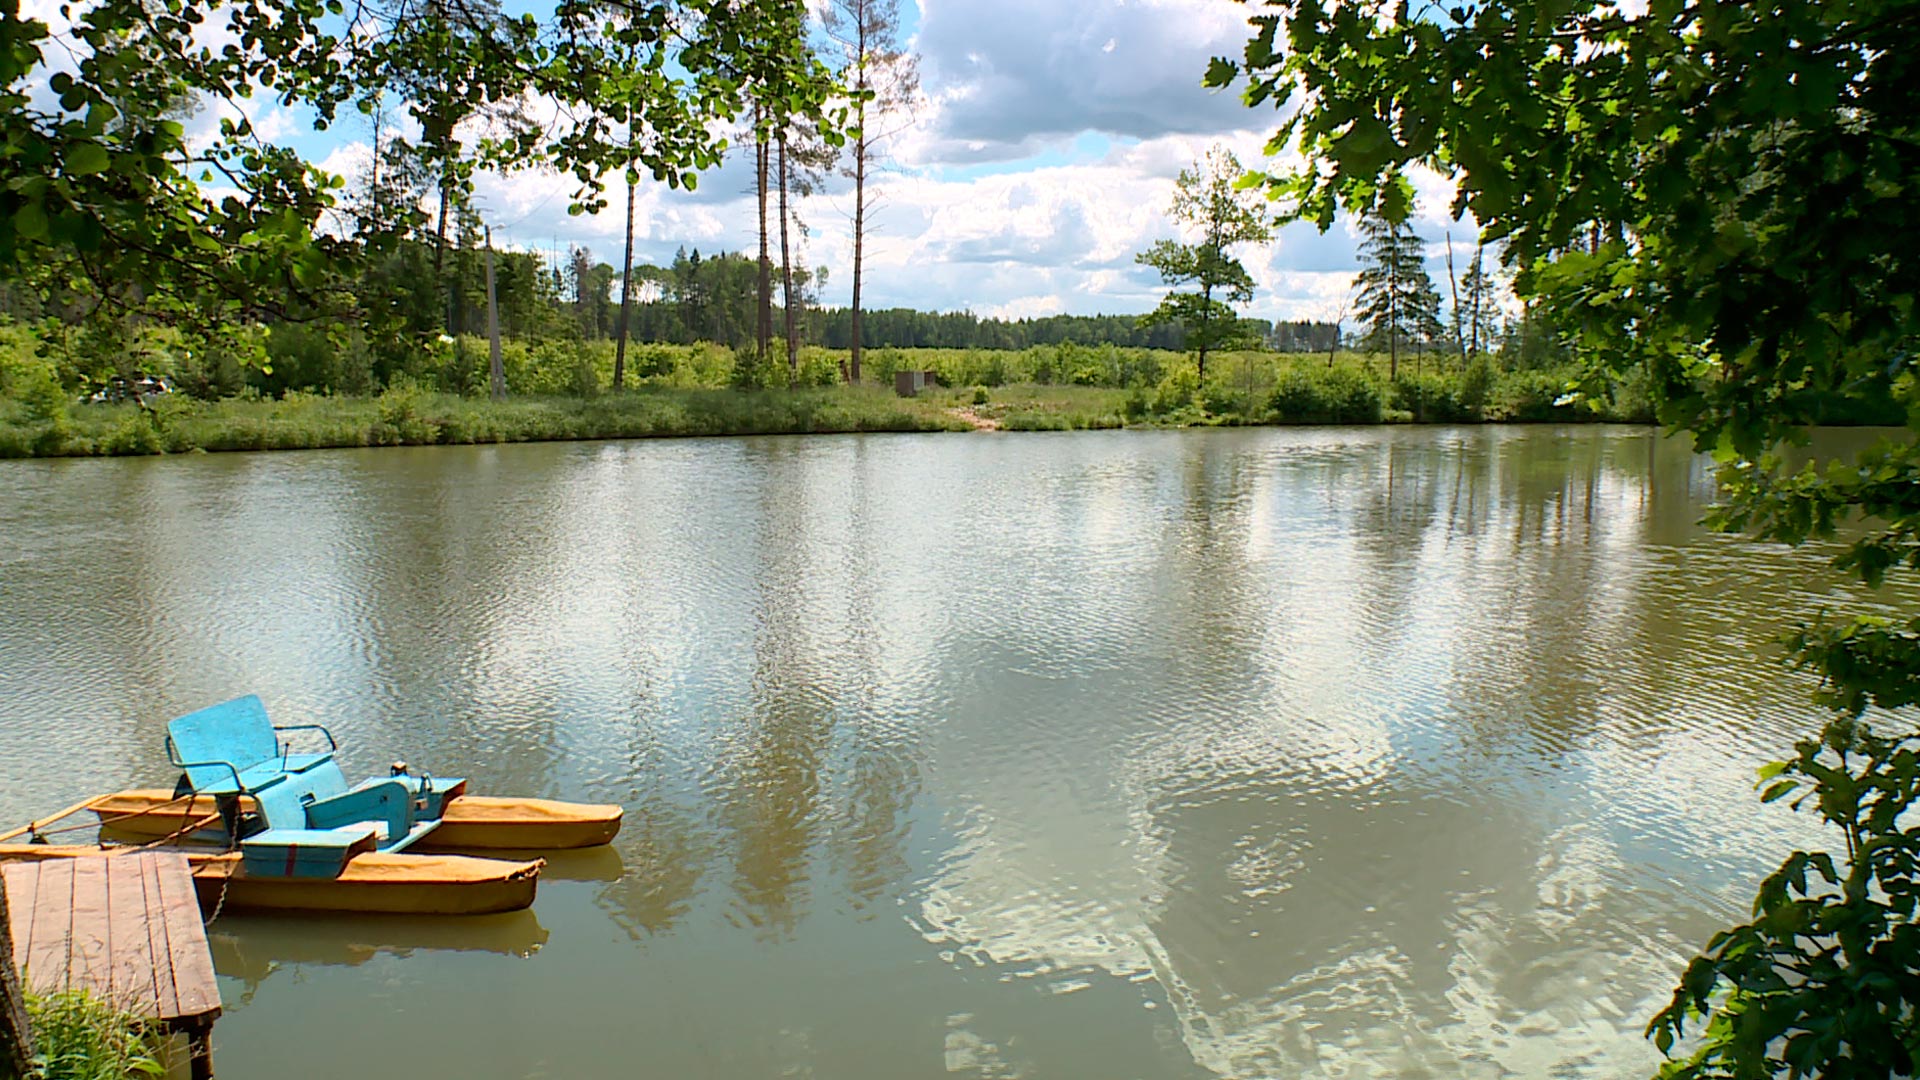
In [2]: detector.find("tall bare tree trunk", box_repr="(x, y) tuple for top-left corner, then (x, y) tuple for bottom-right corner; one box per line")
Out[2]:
(368, 99), (384, 222)
(778, 134), (797, 385)
(1387, 259), (1399, 381)
(849, 15), (871, 385)
(451, 213), (467, 378)
(756, 116), (772, 363)
(1468, 242), (1485, 357)
(614, 174), (636, 390)
(1197, 280), (1213, 380)
(851, 130), (867, 384)
(485, 226), (504, 400)
(1446, 229), (1463, 367)
(435, 183), (451, 310)
(0, 883), (32, 1078)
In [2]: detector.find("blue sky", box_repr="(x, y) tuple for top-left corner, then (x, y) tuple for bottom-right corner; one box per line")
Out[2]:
(268, 0), (1478, 321)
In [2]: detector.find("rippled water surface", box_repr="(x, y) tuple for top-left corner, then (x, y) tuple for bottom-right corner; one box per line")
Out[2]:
(0, 426), (1888, 1078)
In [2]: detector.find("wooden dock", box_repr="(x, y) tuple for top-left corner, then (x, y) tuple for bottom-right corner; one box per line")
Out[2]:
(3, 852), (221, 1078)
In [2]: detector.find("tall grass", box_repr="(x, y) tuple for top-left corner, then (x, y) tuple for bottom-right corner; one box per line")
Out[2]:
(23, 989), (166, 1079)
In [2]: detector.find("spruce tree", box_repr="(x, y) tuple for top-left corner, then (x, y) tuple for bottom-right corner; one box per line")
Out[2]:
(1353, 213), (1442, 378)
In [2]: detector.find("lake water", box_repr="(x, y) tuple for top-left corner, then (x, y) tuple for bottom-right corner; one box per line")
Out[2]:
(0, 425), (1881, 1078)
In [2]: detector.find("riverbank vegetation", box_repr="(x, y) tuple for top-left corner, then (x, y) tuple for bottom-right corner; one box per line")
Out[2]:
(5, 321), (1904, 457)
(19, 989), (165, 1079)
(0, 318), (1698, 457)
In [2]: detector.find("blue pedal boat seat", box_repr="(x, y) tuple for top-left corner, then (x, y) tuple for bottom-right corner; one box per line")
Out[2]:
(240, 824), (379, 879)
(165, 695), (463, 867)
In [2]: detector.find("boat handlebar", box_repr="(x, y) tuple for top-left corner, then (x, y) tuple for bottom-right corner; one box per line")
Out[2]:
(271, 723), (338, 755)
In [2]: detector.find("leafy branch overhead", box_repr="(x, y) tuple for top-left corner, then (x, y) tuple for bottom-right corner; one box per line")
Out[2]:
(0, 0), (848, 323)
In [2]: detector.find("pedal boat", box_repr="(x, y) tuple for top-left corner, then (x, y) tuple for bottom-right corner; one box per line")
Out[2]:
(0, 696), (613, 916)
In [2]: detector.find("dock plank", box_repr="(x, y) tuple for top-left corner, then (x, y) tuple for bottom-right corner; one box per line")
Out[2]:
(65, 858), (111, 1005)
(105, 857), (156, 1013)
(152, 855), (219, 1021)
(20, 859), (70, 991)
(138, 854), (180, 1021)
(3, 861), (35, 978)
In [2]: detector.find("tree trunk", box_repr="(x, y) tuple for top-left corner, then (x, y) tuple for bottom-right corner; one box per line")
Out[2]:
(1387, 267), (1399, 381)
(1327, 319), (1339, 367)
(0, 882), (32, 1079)
(614, 173), (636, 391)
(756, 115), (772, 363)
(778, 134), (797, 385)
(1469, 242), (1485, 357)
(849, 16), (870, 385)
(433, 182), (449, 280)
(451, 217), (467, 378)
(436, 182), (453, 332)
(1197, 281), (1212, 381)
(368, 100), (384, 223)
(1446, 229), (1463, 367)
(485, 226), (505, 401)
(851, 130), (867, 384)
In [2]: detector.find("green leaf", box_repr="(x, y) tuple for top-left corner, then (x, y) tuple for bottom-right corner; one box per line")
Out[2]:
(66, 143), (110, 177)
(13, 201), (48, 241)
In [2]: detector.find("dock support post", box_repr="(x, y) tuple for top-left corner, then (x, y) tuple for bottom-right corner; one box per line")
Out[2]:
(189, 1021), (215, 1080)
(0, 882), (33, 1077)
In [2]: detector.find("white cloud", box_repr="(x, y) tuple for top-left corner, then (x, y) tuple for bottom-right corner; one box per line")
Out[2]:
(911, 0), (1252, 162)
(326, 0), (1456, 324)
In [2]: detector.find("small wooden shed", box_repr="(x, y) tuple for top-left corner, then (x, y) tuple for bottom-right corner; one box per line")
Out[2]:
(894, 370), (941, 397)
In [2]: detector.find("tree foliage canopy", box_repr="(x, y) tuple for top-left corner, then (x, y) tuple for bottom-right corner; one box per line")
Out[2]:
(1136, 146), (1274, 377)
(0, 0), (842, 327)
(1212, 0), (1920, 1076)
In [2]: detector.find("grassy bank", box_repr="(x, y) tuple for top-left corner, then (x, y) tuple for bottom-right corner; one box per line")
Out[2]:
(0, 384), (977, 458)
(0, 337), (1705, 459)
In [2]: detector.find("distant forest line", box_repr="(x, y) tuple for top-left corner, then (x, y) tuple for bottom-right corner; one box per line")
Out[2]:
(525, 247), (1346, 353)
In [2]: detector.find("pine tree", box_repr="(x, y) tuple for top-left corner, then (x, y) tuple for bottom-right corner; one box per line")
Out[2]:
(1353, 213), (1442, 378)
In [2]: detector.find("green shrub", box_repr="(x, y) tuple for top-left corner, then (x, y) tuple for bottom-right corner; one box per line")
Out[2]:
(376, 378), (442, 443)
(971, 386), (989, 405)
(1268, 364), (1386, 423)
(1459, 354), (1496, 415)
(795, 347), (842, 387)
(1489, 369), (1582, 421)
(568, 349), (602, 398)
(1151, 366), (1199, 414)
(105, 414), (164, 455)
(728, 346), (780, 391)
(0, 320), (48, 399)
(1199, 370), (1253, 417)
(1390, 372), (1474, 422)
